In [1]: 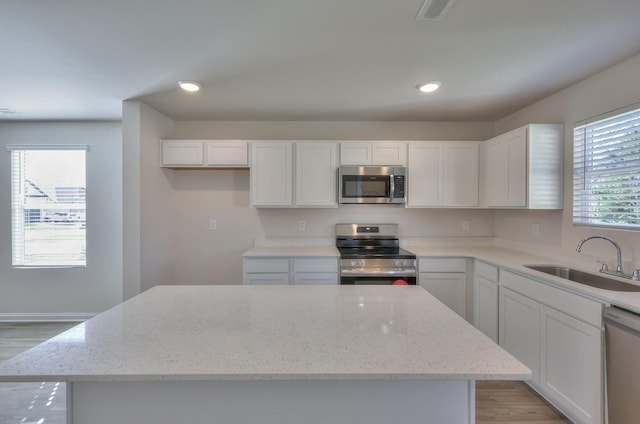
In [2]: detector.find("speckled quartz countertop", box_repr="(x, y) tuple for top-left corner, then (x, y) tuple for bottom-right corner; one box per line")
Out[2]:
(244, 242), (640, 314)
(0, 285), (529, 383)
(404, 245), (640, 314)
(242, 246), (339, 257)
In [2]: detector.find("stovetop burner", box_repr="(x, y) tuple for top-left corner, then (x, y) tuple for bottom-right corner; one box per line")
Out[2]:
(337, 246), (416, 259)
(335, 223), (416, 260)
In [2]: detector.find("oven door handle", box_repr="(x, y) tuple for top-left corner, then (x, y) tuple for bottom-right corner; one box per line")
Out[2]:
(340, 269), (416, 277)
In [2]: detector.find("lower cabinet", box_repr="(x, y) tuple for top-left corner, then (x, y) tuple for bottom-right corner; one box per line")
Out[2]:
(499, 270), (603, 424)
(473, 261), (499, 343)
(418, 258), (467, 319)
(243, 257), (338, 285)
(500, 287), (541, 383)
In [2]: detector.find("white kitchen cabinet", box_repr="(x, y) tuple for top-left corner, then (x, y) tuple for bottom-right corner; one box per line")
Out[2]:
(243, 257), (338, 285)
(293, 257), (338, 285)
(205, 141), (248, 166)
(340, 142), (407, 166)
(499, 287), (541, 384)
(418, 258), (467, 319)
(162, 140), (204, 167)
(243, 258), (291, 285)
(473, 261), (499, 342)
(295, 142), (338, 207)
(250, 142), (294, 207)
(540, 306), (603, 424)
(499, 269), (604, 424)
(162, 140), (248, 167)
(407, 141), (479, 207)
(250, 141), (337, 207)
(482, 124), (562, 209)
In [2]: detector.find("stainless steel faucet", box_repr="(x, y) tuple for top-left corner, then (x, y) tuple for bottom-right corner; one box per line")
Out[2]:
(576, 235), (624, 274)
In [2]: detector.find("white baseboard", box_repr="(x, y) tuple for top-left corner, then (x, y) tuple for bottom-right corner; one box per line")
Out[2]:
(0, 313), (95, 322)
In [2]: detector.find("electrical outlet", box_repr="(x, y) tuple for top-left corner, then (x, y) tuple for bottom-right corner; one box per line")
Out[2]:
(209, 219), (217, 231)
(299, 220), (306, 230)
(462, 220), (470, 231)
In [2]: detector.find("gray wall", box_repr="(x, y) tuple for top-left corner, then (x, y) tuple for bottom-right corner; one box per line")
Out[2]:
(0, 121), (123, 319)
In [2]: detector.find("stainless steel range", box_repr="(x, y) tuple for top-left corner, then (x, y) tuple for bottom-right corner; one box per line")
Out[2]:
(336, 224), (417, 285)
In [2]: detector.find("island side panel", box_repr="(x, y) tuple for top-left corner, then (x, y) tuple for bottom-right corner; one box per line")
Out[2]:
(70, 380), (474, 424)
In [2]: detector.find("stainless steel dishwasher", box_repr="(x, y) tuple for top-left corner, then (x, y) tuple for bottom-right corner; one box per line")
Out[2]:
(603, 306), (640, 423)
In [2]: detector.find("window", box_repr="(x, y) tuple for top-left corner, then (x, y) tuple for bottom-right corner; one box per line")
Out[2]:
(573, 105), (640, 229)
(9, 146), (87, 267)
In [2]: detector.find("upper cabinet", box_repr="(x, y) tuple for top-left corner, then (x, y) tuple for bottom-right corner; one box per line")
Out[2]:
(250, 141), (338, 208)
(162, 140), (204, 166)
(205, 141), (248, 166)
(340, 142), (407, 166)
(482, 124), (562, 209)
(162, 140), (248, 168)
(251, 141), (294, 207)
(296, 142), (338, 207)
(407, 141), (479, 207)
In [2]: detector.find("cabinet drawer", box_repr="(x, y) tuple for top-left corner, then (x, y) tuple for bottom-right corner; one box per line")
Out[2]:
(474, 260), (498, 281)
(293, 273), (338, 285)
(501, 270), (603, 327)
(243, 258), (290, 273)
(293, 258), (338, 273)
(244, 273), (290, 285)
(419, 258), (467, 273)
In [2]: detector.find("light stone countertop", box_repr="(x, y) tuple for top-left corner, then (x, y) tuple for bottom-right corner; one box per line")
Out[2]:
(242, 246), (339, 257)
(406, 245), (640, 314)
(243, 242), (640, 314)
(0, 285), (529, 383)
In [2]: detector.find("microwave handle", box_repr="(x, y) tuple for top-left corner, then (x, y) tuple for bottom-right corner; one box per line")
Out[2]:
(389, 174), (395, 202)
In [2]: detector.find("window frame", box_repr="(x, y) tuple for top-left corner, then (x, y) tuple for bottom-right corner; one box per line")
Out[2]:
(7, 144), (89, 268)
(573, 103), (640, 230)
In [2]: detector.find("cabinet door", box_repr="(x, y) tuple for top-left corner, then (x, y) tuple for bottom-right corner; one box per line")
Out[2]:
(485, 128), (527, 207)
(340, 142), (371, 165)
(473, 275), (498, 342)
(162, 141), (204, 166)
(443, 142), (479, 206)
(205, 141), (248, 166)
(485, 135), (509, 206)
(296, 142), (338, 207)
(407, 142), (443, 207)
(505, 127), (527, 207)
(499, 287), (540, 385)
(372, 142), (407, 165)
(250, 142), (293, 207)
(419, 272), (466, 319)
(540, 306), (603, 424)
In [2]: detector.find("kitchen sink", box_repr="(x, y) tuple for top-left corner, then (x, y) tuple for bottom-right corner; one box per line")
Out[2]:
(523, 265), (640, 292)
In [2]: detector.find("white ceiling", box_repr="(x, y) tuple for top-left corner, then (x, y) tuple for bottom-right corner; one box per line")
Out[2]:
(2, 0), (640, 122)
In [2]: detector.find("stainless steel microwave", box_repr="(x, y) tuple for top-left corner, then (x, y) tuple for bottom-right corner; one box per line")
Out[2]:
(338, 166), (406, 204)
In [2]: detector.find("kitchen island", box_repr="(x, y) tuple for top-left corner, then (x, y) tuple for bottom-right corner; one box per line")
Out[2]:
(0, 285), (529, 424)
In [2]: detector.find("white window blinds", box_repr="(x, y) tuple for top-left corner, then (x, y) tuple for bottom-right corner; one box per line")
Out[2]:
(9, 147), (87, 267)
(573, 106), (640, 229)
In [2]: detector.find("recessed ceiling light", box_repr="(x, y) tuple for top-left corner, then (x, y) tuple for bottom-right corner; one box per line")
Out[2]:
(418, 81), (441, 93)
(178, 81), (201, 92)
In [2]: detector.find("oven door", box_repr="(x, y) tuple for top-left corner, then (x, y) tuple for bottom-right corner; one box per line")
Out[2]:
(340, 274), (417, 285)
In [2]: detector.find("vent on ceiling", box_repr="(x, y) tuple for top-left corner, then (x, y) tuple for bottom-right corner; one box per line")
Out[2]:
(0, 108), (18, 115)
(416, 0), (457, 21)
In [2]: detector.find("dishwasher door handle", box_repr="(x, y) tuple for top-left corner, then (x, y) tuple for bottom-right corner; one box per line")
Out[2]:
(604, 306), (640, 333)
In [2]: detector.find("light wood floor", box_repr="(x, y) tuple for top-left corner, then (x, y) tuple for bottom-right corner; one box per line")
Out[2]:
(1, 322), (571, 423)
(476, 380), (570, 423)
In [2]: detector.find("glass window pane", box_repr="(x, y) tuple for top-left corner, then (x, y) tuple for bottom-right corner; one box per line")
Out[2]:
(11, 150), (86, 267)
